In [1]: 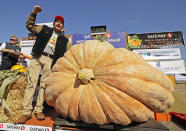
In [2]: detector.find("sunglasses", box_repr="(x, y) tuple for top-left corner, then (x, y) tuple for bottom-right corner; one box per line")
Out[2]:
(10, 39), (16, 41)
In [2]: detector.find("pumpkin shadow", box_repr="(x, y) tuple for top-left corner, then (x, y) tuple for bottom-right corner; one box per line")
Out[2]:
(74, 79), (81, 88)
(74, 74), (89, 88)
(74, 79), (88, 88)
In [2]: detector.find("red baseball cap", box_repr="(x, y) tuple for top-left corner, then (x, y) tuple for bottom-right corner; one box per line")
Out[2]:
(54, 16), (64, 24)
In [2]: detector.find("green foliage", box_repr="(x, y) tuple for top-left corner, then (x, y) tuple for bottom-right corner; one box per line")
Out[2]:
(130, 35), (139, 40)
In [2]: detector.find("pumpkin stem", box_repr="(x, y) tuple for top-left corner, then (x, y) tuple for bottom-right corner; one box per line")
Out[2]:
(77, 68), (94, 84)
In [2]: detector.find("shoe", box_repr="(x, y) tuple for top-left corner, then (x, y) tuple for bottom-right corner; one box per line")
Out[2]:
(16, 114), (31, 124)
(35, 112), (45, 120)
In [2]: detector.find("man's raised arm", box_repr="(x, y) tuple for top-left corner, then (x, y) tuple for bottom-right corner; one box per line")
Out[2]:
(26, 5), (43, 35)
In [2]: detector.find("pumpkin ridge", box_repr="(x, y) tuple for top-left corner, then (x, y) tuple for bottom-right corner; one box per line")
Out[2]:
(82, 41), (96, 68)
(97, 76), (174, 112)
(63, 44), (84, 69)
(78, 84), (107, 124)
(78, 85), (90, 122)
(73, 44), (85, 68)
(45, 73), (76, 106)
(54, 84), (76, 118)
(82, 41), (115, 69)
(90, 82), (111, 124)
(68, 85), (84, 121)
(64, 53), (80, 70)
(97, 73), (172, 95)
(123, 64), (174, 92)
(88, 84), (109, 123)
(64, 45), (82, 69)
(93, 44), (114, 64)
(53, 57), (79, 73)
(93, 48), (145, 70)
(95, 64), (173, 93)
(92, 48), (115, 68)
(78, 84), (95, 123)
(94, 61), (127, 72)
(92, 81), (131, 125)
(96, 80), (154, 122)
(47, 82), (74, 106)
(98, 79), (154, 113)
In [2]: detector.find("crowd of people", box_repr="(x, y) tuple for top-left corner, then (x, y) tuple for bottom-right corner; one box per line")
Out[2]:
(0, 5), (72, 124)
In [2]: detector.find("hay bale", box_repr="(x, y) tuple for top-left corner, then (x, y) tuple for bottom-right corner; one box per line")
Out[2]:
(0, 75), (27, 123)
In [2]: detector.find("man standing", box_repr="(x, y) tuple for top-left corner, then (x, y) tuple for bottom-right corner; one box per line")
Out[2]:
(0, 35), (21, 70)
(17, 5), (72, 124)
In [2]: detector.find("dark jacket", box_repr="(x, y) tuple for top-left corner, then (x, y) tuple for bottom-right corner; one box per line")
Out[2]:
(2, 42), (21, 62)
(32, 25), (69, 67)
(26, 13), (72, 68)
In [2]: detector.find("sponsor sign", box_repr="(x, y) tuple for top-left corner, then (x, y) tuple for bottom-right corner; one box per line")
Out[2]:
(37, 22), (53, 28)
(147, 60), (186, 74)
(72, 32), (126, 48)
(0, 122), (52, 131)
(20, 40), (36, 47)
(127, 31), (184, 49)
(133, 48), (181, 60)
(175, 74), (186, 81)
(20, 40), (36, 65)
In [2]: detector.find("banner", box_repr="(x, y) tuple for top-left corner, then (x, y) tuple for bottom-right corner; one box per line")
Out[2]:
(20, 40), (36, 65)
(37, 22), (53, 28)
(0, 122), (52, 131)
(147, 60), (186, 74)
(133, 48), (181, 60)
(127, 31), (184, 49)
(72, 32), (126, 48)
(20, 40), (35, 47)
(175, 74), (186, 81)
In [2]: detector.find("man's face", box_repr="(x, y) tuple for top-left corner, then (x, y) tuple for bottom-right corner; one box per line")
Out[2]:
(10, 37), (18, 45)
(53, 20), (64, 32)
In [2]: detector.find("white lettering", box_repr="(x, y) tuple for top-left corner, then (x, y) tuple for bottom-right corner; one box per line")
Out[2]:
(107, 38), (120, 43)
(83, 34), (91, 39)
(7, 125), (21, 129)
(30, 127), (45, 131)
(76, 40), (87, 44)
(148, 34), (166, 39)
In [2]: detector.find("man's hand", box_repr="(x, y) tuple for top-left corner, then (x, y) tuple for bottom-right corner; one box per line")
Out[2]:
(19, 52), (32, 60)
(9, 50), (15, 53)
(16, 51), (22, 55)
(2, 48), (15, 53)
(32, 5), (42, 14)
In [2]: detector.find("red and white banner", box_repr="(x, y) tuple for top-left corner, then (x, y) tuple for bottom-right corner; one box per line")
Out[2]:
(0, 122), (52, 131)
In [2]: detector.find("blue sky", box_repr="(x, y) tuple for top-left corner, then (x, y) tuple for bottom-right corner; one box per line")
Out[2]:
(0, 0), (186, 43)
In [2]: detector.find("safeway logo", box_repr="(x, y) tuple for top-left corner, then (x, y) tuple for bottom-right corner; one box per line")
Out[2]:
(0, 124), (3, 128)
(21, 126), (25, 130)
(45, 128), (49, 131)
(167, 33), (173, 38)
(30, 126), (51, 131)
(106, 32), (111, 38)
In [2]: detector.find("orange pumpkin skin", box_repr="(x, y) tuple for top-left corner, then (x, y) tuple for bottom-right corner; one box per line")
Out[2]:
(45, 40), (174, 125)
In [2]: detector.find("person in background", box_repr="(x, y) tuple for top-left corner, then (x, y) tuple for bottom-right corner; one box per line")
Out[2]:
(0, 35), (21, 70)
(17, 5), (72, 124)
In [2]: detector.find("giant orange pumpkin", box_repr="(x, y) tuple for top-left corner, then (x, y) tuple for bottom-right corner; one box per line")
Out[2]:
(45, 40), (174, 125)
